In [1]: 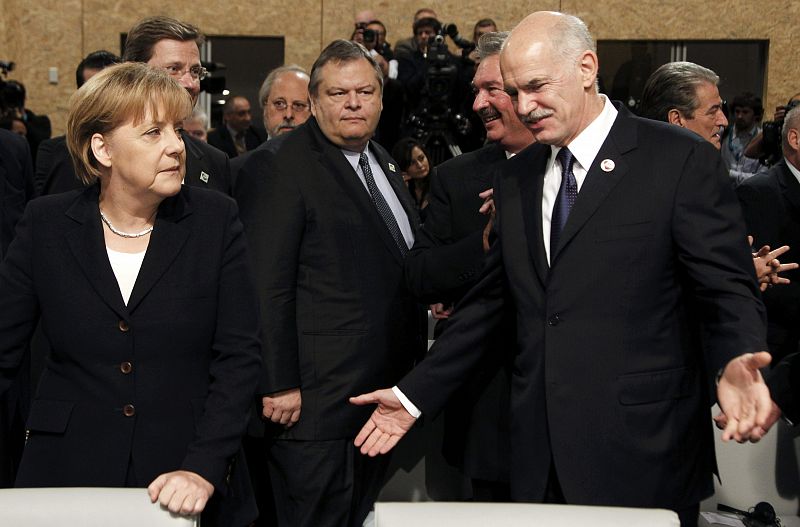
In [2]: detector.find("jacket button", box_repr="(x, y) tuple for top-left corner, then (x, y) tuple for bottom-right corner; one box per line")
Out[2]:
(123, 404), (135, 417)
(120, 362), (132, 374)
(548, 313), (561, 326)
(118, 320), (130, 332)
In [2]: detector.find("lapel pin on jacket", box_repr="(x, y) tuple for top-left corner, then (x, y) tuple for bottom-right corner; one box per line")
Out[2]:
(200, 171), (210, 183)
(600, 159), (615, 172)
(388, 163), (396, 172)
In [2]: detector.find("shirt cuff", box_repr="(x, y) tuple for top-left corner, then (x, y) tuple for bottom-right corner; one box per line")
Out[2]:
(392, 385), (422, 418)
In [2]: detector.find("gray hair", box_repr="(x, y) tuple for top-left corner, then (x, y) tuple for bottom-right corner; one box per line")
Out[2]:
(258, 64), (309, 108)
(190, 107), (208, 128)
(308, 40), (383, 97)
(549, 13), (596, 65)
(476, 31), (509, 60)
(782, 105), (800, 149)
(640, 61), (720, 121)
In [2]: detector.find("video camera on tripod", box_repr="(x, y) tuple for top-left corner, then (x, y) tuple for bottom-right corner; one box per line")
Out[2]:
(406, 22), (473, 165)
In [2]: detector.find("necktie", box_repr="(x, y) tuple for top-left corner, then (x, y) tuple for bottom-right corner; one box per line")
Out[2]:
(235, 132), (246, 154)
(550, 147), (577, 254)
(359, 153), (409, 256)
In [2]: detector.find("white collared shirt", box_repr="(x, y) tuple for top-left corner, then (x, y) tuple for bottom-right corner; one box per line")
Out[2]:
(542, 95), (618, 264)
(341, 146), (415, 250)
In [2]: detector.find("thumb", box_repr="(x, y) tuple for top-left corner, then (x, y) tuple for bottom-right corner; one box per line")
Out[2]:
(745, 351), (772, 370)
(349, 391), (381, 406)
(147, 474), (166, 502)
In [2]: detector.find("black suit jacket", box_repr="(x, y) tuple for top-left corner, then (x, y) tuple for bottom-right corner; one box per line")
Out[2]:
(35, 133), (232, 197)
(737, 159), (800, 362)
(208, 125), (266, 160)
(768, 351), (800, 424)
(405, 141), (512, 482)
(0, 185), (261, 520)
(0, 129), (33, 258)
(237, 117), (423, 440)
(398, 106), (766, 509)
(229, 133), (290, 196)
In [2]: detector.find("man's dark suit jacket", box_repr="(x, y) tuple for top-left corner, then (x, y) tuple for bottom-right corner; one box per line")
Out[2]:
(737, 159), (800, 363)
(405, 141), (512, 482)
(229, 133), (290, 196)
(0, 185), (261, 524)
(0, 128), (33, 258)
(35, 133), (232, 197)
(207, 125), (266, 160)
(397, 107), (766, 510)
(0, 129), (33, 487)
(768, 351), (800, 424)
(236, 117), (423, 440)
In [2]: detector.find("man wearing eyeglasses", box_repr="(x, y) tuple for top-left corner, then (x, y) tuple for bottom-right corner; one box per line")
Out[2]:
(123, 16), (232, 195)
(229, 66), (311, 193)
(260, 65), (312, 140)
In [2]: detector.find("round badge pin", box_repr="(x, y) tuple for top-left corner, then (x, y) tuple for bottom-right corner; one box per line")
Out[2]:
(600, 159), (615, 172)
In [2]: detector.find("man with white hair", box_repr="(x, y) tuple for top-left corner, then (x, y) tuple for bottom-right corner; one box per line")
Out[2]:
(352, 11), (772, 526)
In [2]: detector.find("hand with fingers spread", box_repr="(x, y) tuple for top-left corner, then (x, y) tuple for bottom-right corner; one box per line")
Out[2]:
(748, 236), (798, 291)
(350, 388), (417, 456)
(148, 470), (214, 516)
(263, 388), (302, 428)
(717, 351), (775, 442)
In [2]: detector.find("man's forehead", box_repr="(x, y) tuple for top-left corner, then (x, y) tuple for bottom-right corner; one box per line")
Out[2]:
(150, 39), (200, 63)
(473, 56), (502, 86)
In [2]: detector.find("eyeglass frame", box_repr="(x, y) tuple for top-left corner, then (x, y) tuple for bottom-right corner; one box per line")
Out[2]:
(163, 64), (209, 82)
(267, 98), (311, 113)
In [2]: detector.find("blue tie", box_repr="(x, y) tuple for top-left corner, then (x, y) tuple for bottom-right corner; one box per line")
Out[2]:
(550, 147), (577, 255)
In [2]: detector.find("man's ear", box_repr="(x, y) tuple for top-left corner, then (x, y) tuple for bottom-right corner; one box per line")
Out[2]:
(578, 50), (599, 90)
(789, 128), (800, 151)
(310, 96), (318, 119)
(667, 109), (685, 127)
(90, 133), (112, 169)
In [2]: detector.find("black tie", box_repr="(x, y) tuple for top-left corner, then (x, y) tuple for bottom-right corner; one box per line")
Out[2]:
(550, 147), (578, 255)
(359, 153), (409, 256)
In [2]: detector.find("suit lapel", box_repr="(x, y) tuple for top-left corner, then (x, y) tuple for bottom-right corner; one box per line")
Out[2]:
(516, 144), (550, 285)
(183, 132), (211, 187)
(65, 186), (127, 318)
(126, 193), (192, 312)
(307, 119), (406, 263)
(550, 109), (636, 264)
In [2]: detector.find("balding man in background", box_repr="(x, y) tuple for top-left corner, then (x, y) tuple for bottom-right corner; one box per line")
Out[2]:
(230, 65), (310, 191)
(208, 95), (266, 158)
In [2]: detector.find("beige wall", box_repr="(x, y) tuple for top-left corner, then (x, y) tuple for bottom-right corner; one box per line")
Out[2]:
(2, 0), (795, 134)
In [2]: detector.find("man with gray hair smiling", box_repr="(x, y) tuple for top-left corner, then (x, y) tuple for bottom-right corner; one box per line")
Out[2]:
(639, 61), (729, 149)
(352, 11), (772, 526)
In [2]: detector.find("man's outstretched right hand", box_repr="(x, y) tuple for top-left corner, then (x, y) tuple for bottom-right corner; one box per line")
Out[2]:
(350, 388), (417, 456)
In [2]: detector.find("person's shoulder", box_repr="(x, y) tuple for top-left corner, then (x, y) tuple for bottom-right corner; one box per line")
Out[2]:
(626, 112), (708, 149)
(185, 133), (228, 162)
(738, 162), (783, 192)
(0, 127), (28, 154)
(435, 143), (503, 177)
(180, 182), (236, 211)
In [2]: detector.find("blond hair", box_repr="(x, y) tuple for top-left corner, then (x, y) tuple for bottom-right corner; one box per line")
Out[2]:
(66, 62), (192, 184)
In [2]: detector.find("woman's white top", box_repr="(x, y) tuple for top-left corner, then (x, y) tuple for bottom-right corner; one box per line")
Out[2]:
(106, 247), (146, 305)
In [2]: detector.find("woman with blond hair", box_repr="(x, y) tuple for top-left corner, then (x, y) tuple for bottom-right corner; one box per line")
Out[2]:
(0, 62), (261, 526)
